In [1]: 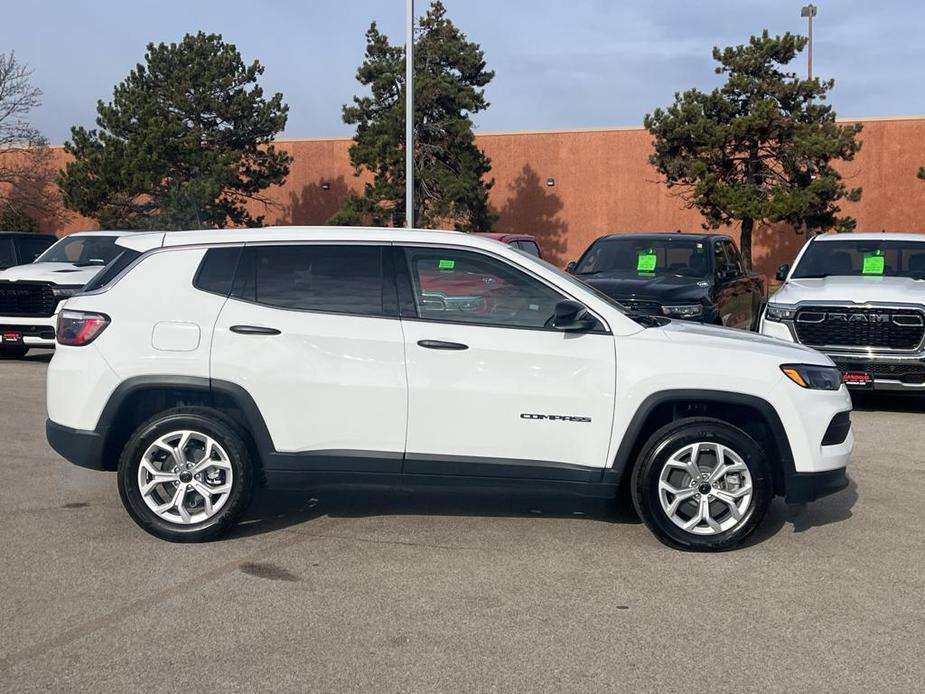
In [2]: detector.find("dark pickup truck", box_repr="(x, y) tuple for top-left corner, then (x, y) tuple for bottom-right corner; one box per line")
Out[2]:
(566, 232), (766, 330)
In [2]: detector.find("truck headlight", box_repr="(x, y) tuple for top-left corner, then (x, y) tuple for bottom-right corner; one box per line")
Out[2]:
(780, 364), (842, 390)
(661, 304), (703, 318)
(765, 303), (797, 322)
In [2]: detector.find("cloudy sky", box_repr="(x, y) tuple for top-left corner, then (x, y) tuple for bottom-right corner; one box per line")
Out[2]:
(3, 0), (923, 144)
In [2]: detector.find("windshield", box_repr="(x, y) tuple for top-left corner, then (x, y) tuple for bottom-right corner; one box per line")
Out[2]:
(574, 237), (710, 278)
(792, 239), (925, 280)
(35, 235), (122, 266)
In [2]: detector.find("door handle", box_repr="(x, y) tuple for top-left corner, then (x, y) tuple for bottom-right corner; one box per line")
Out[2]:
(417, 339), (468, 351)
(230, 325), (281, 336)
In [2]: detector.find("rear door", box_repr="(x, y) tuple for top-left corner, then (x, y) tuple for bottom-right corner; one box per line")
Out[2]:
(211, 243), (407, 469)
(396, 244), (616, 478)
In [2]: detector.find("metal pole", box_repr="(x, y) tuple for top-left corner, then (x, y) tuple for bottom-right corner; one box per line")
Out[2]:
(405, 0), (414, 228)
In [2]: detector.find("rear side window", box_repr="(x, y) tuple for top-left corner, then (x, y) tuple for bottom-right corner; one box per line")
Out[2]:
(194, 246), (242, 297)
(80, 249), (142, 293)
(0, 240), (14, 268)
(233, 244), (392, 317)
(17, 237), (55, 263)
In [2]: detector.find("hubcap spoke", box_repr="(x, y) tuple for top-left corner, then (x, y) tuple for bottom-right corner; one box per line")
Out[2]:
(139, 430), (234, 526)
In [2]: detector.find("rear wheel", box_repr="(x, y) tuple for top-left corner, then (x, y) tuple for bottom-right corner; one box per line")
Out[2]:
(0, 346), (29, 359)
(117, 408), (254, 542)
(631, 417), (772, 551)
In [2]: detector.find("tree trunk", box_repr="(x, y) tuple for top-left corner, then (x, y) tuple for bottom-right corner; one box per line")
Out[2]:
(740, 217), (753, 271)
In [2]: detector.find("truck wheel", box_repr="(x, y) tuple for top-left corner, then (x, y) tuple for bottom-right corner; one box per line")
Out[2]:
(117, 408), (255, 542)
(631, 417), (772, 551)
(0, 346), (29, 359)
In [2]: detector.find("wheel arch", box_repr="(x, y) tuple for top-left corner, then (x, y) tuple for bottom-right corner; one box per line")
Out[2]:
(611, 390), (794, 497)
(97, 376), (274, 473)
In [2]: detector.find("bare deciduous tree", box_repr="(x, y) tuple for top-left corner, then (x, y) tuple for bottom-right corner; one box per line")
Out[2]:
(0, 51), (59, 230)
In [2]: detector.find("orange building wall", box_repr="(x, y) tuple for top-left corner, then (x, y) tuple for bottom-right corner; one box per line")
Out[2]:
(40, 117), (925, 278)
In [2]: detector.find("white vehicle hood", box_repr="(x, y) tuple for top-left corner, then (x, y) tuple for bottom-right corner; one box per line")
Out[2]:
(659, 319), (830, 364)
(773, 276), (925, 306)
(0, 262), (104, 286)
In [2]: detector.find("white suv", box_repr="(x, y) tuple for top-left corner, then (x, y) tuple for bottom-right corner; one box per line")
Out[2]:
(46, 227), (853, 550)
(0, 231), (137, 358)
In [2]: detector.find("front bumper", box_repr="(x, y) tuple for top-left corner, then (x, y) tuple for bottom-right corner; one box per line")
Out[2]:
(785, 467), (849, 503)
(46, 419), (107, 470)
(0, 314), (57, 347)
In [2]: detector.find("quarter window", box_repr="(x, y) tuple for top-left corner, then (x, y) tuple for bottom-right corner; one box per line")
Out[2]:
(235, 245), (391, 317)
(402, 247), (564, 329)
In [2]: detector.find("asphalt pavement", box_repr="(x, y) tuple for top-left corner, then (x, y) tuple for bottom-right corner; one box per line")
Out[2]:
(1, 353), (923, 693)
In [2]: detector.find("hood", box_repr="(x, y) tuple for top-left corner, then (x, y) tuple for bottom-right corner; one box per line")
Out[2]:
(659, 319), (830, 364)
(579, 272), (710, 303)
(774, 275), (925, 307)
(0, 262), (104, 286)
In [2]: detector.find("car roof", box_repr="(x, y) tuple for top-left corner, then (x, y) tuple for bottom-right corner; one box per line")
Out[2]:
(0, 232), (56, 239)
(116, 226), (547, 254)
(813, 232), (925, 242)
(598, 232), (731, 243)
(61, 230), (142, 238)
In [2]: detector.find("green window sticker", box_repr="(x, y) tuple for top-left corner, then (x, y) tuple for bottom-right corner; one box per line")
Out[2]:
(637, 252), (657, 272)
(438, 259), (455, 270)
(862, 254), (884, 275)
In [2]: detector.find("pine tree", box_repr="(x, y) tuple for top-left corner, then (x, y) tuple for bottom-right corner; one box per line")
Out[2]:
(644, 32), (863, 268)
(332, 1), (496, 231)
(58, 32), (291, 230)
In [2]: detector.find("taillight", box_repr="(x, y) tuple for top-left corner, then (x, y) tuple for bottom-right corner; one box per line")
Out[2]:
(57, 310), (110, 346)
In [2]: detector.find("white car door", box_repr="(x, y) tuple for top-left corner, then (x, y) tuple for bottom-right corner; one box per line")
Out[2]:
(396, 245), (617, 479)
(210, 243), (407, 471)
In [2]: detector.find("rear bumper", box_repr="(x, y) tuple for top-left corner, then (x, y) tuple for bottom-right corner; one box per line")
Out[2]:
(785, 467), (849, 504)
(46, 419), (107, 470)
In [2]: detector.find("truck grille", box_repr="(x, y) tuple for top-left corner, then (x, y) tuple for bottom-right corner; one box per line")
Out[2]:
(794, 306), (925, 351)
(0, 282), (57, 317)
(831, 358), (925, 383)
(618, 299), (662, 315)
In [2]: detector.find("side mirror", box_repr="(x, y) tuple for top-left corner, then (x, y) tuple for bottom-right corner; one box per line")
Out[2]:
(565, 261), (577, 274)
(775, 264), (790, 282)
(552, 300), (597, 332)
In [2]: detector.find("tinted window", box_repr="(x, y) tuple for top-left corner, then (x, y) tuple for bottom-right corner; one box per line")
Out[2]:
(404, 247), (564, 329)
(793, 239), (925, 279)
(0, 240), (14, 268)
(236, 245), (389, 316)
(36, 235), (122, 266)
(722, 241), (744, 275)
(194, 247), (242, 297)
(17, 237), (55, 263)
(81, 249), (142, 293)
(517, 240), (541, 257)
(575, 237), (710, 278)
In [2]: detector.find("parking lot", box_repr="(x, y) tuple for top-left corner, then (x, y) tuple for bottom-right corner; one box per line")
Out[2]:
(0, 354), (922, 693)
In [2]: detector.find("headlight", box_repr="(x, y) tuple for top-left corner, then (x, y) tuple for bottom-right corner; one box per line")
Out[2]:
(51, 285), (83, 299)
(661, 304), (703, 318)
(765, 303), (797, 322)
(780, 364), (842, 390)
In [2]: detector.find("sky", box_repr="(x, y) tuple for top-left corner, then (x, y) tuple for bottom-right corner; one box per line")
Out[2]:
(3, 0), (923, 145)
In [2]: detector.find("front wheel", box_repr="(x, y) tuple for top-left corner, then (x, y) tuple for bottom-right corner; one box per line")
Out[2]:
(117, 408), (255, 542)
(0, 346), (29, 359)
(631, 417), (772, 551)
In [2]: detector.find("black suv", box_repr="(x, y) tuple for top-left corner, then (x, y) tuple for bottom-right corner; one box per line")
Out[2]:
(567, 233), (766, 330)
(0, 232), (56, 270)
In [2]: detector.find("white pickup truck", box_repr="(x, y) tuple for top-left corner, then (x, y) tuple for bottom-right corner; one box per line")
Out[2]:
(761, 232), (925, 391)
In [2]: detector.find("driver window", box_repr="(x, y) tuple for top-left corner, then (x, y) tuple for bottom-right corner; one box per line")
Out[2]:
(713, 242), (729, 277)
(404, 248), (564, 329)
(723, 241), (744, 276)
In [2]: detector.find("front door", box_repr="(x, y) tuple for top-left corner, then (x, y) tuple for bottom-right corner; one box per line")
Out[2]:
(211, 243), (407, 469)
(396, 245), (617, 479)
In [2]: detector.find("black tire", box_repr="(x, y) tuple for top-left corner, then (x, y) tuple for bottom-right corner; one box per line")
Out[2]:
(631, 417), (772, 551)
(117, 408), (255, 542)
(0, 346), (29, 359)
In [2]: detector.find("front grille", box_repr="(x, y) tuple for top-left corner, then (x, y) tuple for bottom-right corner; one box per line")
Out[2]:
(0, 283), (57, 317)
(794, 306), (925, 351)
(0, 324), (56, 340)
(619, 299), (662, 315)
(831, 358), (925, 383)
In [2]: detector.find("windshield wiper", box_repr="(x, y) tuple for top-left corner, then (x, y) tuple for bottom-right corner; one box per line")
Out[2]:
(793, 273), (832, 279)
(625, 312), (670, 328)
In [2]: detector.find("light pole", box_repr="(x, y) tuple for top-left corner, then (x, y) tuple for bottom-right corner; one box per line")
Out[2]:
(405, 0), (414, 228)
(801, 4), (817, 80)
